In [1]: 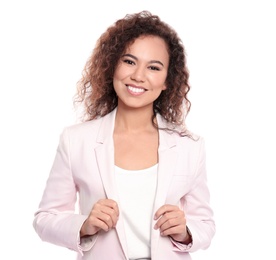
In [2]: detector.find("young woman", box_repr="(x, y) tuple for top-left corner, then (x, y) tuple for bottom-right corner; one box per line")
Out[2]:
(33, 11), (215, 260)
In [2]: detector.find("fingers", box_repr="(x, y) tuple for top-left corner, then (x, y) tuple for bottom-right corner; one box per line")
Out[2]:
(154, 204), (177, 220)
(154, 204), (187, 237)
(91, 199), (119, 230)
(81, 199), (119, 236)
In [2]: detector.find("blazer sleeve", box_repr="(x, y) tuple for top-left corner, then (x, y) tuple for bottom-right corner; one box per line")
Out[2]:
(178, 138), (215, 252)
(32, 128), (92, 254)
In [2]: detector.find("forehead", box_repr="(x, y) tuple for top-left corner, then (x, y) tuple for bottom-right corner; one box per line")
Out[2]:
(125, 35), (169, 63)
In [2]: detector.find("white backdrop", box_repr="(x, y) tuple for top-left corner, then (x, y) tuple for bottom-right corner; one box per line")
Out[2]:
(1, 0), (275, 259)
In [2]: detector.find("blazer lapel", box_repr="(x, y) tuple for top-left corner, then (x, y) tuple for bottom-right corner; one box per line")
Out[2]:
(94, 109), (129, 259)
(151, 115), (178, 258)
(154, 114), (178, 206)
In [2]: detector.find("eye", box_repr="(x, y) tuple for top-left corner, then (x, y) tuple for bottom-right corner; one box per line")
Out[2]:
(149, 65), (161, 71)
(123, 59), (135, 65)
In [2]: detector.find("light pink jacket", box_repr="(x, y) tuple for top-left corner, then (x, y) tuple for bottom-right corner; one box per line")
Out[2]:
(33, 109), (215, 260)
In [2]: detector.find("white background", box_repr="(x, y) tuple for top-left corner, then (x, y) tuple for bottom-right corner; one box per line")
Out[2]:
(1, 0), (276, 259)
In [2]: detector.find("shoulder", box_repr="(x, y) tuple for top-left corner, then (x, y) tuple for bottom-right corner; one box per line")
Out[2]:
(59, 114), (109, 146)
(177, 131), (205, 149)
(157, 113), (203, 143)
(59, 109), (116, 144)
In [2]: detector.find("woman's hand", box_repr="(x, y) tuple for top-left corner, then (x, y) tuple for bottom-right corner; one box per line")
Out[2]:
(154, 204), (191, 244)
(80, 199), (119, 237)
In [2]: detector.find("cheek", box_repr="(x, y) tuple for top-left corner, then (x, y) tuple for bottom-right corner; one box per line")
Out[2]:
(151, 75), (167, 90)
(114, 63), (130, 80)
(113, 68), (121, 80)
(112, 78), (120, 94)
(113, 64), (122, 80)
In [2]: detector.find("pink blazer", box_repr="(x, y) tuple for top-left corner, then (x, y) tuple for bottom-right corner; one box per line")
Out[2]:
(33, 109), (215, 260)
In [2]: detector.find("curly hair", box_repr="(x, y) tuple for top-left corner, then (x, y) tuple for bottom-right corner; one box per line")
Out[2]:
(74, 10), (191, 135)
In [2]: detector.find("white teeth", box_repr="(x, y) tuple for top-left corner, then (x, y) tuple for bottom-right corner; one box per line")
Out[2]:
(127, 86), (145, 93)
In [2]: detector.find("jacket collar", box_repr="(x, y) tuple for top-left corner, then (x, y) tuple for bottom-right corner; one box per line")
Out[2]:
(95, 108), (117, 144)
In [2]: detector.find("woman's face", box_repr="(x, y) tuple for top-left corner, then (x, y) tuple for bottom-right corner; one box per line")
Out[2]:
(113, 35), (169, 110)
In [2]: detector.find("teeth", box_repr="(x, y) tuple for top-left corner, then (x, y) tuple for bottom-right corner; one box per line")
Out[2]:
(127, 86), (145, 93)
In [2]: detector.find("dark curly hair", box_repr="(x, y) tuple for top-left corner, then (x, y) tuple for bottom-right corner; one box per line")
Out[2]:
(74, 10), (191, 135)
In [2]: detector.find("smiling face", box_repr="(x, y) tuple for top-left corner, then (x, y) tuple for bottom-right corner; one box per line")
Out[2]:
(113, 35), (169, 111)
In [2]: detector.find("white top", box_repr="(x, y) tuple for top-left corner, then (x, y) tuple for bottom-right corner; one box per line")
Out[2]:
(115, 164), (158, 260)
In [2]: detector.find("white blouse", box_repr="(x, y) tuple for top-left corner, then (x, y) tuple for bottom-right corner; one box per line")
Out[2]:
(115, 164), (158, 260)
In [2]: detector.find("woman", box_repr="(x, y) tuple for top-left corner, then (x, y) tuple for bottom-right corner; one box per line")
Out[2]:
(33, 10), (215, 260)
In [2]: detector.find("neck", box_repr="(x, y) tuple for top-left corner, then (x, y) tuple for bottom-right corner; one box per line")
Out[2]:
(115, 105), (156, 133)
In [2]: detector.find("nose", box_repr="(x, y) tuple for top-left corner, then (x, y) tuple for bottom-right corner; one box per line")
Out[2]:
(130, 65), (145, 82)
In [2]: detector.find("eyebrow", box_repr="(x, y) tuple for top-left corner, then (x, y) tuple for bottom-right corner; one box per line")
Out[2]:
(121, 54), (164, 67)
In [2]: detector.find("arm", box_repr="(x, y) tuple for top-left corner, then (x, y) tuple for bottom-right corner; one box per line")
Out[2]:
(181, 138), (216, 252)
(154, 138), (215, 252)
(33, 128), (87, 253)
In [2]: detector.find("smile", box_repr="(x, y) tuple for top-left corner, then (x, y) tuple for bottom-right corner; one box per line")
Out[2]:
(127, 85), (147, 95)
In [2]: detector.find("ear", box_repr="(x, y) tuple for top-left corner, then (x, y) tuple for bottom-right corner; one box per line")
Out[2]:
(162, 84), (167, 90)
